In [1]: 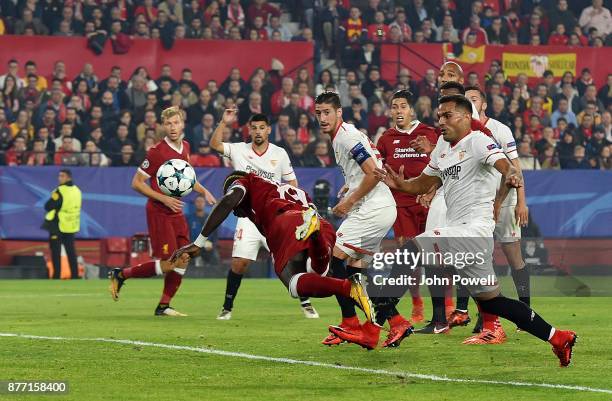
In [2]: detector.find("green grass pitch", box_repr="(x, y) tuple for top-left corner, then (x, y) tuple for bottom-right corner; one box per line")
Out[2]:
(1, 278), (611, 401)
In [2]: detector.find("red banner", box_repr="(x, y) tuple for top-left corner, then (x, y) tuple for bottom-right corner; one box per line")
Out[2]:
(0, 36), (313, 87)
(381, 43), (610, 87)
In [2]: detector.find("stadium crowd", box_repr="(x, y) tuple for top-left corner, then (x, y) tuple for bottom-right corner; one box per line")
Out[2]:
(0, 0), (611, 169)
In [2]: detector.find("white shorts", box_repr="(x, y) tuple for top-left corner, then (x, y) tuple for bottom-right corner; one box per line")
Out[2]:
(425, 190), (447, 231)
(232, 217), (269, 260)
(494, 204), (521, 243)
(414, 219), (498, 296)
(336, 203), (396, 262)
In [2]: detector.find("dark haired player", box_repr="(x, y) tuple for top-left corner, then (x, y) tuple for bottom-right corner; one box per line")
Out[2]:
(170, 171), (375, 326)
(372, 95), (577, 367)
(209, 110), (319, 320)
(314, 92), (399, 350)
(109, 106), (216, 316)
(376, 89), (438, 327)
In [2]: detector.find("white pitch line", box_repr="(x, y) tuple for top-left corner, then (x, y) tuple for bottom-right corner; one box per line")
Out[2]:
(0, 293), (101, 299)
(1, 332), (610, 395)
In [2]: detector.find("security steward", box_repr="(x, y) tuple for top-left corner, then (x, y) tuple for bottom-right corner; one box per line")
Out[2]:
(42, 169), (82, 279)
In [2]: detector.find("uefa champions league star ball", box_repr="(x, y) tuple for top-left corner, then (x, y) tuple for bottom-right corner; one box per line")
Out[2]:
(156, 159), (196, 197)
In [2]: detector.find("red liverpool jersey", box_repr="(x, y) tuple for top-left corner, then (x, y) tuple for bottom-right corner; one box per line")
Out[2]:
(138, 136), (191, 215)
(377, 122), (438, 207)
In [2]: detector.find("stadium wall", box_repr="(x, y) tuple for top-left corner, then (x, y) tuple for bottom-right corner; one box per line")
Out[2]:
(0, 36), (314, 87)
(1, 167), (611, 240)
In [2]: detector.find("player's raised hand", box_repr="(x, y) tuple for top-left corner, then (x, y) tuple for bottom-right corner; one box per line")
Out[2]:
(410, 136), (434, 154)
(376, 164), (405, 190)
(222, 108), (238, 125)
(162, 195), (185, 213)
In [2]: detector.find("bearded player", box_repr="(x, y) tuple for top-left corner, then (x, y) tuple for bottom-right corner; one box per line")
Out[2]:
(169, 171), (374, 327)
(451, 85), (530, 344)
(108, 106), (216, 316)
(209, 110), (318, 320)
(376, 90), (438, 326)
(373, 95), (577, 367)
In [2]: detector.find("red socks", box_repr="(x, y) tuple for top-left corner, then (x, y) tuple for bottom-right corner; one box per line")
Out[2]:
(295, 273), (351, 298)
(122, 261), (157, 279)
(160, 270), (183, 305)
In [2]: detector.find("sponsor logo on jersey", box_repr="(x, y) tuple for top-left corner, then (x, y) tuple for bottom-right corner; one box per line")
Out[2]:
(441, 164), (462, 180)
(393, 139), (400, 144)
(440, 153), (446, 158)
(393, 147), (427, 159)
(245, 165), (275, 180)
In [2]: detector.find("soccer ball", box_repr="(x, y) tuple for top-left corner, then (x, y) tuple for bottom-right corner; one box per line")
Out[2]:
(156, 159), (196, 197)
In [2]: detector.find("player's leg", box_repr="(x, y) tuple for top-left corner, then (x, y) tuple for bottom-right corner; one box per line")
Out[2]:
(109, 255), (190, 302)
(393, 206), (424, 323)
(156, 215), (191, 316)
(449, 283), (472, 328)
(473, 289), (577, 367)
(218, 218), (260, 320)
(502, 241), (530, 306)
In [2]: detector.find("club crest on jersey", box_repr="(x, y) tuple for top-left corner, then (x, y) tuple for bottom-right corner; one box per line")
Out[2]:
(270, 159), (278, 167)
(459, 150), (466, 160)
(441, 164), (462, 180)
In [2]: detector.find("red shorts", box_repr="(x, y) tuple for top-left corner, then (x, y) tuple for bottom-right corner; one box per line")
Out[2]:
(393, 205), (428, 239)
(266, 210), (336, 276)
(146, 205), (190, 259)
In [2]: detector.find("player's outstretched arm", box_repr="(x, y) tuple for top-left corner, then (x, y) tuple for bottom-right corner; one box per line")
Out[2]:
(131, 170), (184, 213)
(374, 164), (441, 195)
(210, 108), (237, 154)
(170, 187), (245, 262)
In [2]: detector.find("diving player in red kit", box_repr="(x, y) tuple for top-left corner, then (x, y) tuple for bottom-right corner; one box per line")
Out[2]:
(169, 171), (375, 324)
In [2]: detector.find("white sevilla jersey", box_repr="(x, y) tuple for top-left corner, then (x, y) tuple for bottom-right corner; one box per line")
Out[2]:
(485, 117), (518, 207)
(223, 142), (296, 183)
(423, 131), (506, 226)
(332, 122), (395, 211)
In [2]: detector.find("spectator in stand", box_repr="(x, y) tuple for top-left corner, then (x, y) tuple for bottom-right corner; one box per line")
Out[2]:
(191, 139), (222, 167)
(3, 75), (21, 116)
(577, 102), (602, 126)
(550, 0), (577, 33)
(342, 98), (368, 132)
(367, 100), (388, 138)
(176, 80), (198, 109)
(247, 0), (281, 26)
(367, 11), (389, 43)
(416, 69), (438, 105)
(586, 127), (609, 158)
(551, 97), (578, 128)
(23, 61), (48, 92)
(548, 23), (569, 45)
(576, 68), (595, 97)
(535, 127), (558, 155)
(518, 141), (540, 170)
(486, 17), (508, 44)
(339, 6), (367, 68)
(597, 74), (612, 109)
(407, 0), (429, 28)
(296, 112), (315, 145)
(225, 0), (246, 29)
(305, 139), (334, 167)
(281, 93), (302, 129)
(437, 14), (459, 42)
(415, 95), (435, 126)
(0, 60), (23, 90)
(187, 89), (217, 126)
(361, 67), (391, 103)
(575, 84), (605, 114)
(462, 15), (489, 46)
(539, 144), (561, 169)
(601, 111), (612, 141)
(5, 136), (28, 166)
(579, 0), (611, 37)
(159, 0), (183, 25)
(190, 113), (216, 148)
(320, 0), (348, 58)
(14, 8), (49, 35)
(390, 9), (413, 42)
(266, 16), (291, 41)
(54, 136), (80, 166)
(596, 145), (612, 169)
(238, 92), (269, 126)
(135, 0), (158, 24)
(296, 82), (315, 114)
(288, 141), (307, 167)
(81, 140), (110, 167)
(111, 143), (137, 166)
(27, 139), (52, 166)
(576, 113), (596, 143)
(565, 145), (592, 169)
(271, 77), (294, 116)
(10, 110), (34, 140)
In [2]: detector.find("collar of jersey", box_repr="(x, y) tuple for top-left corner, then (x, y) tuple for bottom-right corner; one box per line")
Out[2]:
(331, 121), (345, 141)
(164, 136), (184, 154)
(396, 120), (420, 135)
(251, 143), (269, 157)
